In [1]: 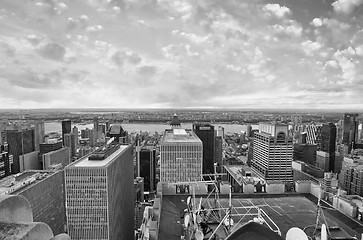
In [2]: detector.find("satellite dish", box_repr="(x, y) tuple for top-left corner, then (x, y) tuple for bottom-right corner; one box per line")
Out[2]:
(195, 229), (204, 240)
(321, 224), (327, 240)
(286, 227), (308, 240)
(187, 196), (191, 206)
(184, 214), (190, 228)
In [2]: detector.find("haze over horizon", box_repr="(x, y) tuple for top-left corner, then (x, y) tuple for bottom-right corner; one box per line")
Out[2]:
(0, 0), (363, 109)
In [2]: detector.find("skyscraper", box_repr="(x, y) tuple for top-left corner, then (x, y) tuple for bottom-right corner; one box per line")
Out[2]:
(0, 143), (10, 179)
(65, 144), (134, 240)
(62, 120), (71, 146)
(306, 124), (322, 150)
(32, 121), (45, 151)
(160, 128), (202, 183)
(193, 123), (215, 175)
(5, 129), (35, 174)
(94, 116), (99, 144)
(137, 147), (156, 191)
(72, 126), (79, 147)
(342, 113), (358, 152)
(251, 123), (293, 183)
(64, 133), (77, 158)
(321, 123), (337, 172)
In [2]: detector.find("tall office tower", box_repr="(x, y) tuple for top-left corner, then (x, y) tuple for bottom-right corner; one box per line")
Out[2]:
(215, 126), (225, 139)
(137, 147), (156, 191)
(22, 129), (35, 154)
(0, 144), (11, 179)
(5, 129), (35, 174)
(246, 125), (252, 138)
(215, 136), (223, 166)
(193, 123), (215, 175)
(72, 126), (79, 147)
(160, 128), (202, 183)
(306, 124), (322, 150)
(62, 120), (71, 146)
(108, 124), (128, 143)
(32, 121), (45, 151)
(94, 116), (99, 143)
(321, 123), (337, 172)
(293, 143), (317, 165)
(251, 123), (293, 183)
(342, 113), (359, 152)
(64, 133), (77, 158)
(65, 144), (134, 240)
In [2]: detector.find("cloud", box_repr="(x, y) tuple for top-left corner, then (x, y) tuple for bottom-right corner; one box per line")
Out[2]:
(86, 25), (103, 32)
(332, 0), (363, 14)
(311, 18), (323, 27)
(37, 43), (66, 61)
(66, 15), (89, 31)
(0, 41), (15, 57)
(262, 4), (291, 19)
(110, 50), (142, 67)
(137, 65), (157, 75)
(35, 0), (68, 15)
(26, 34), (44, 46)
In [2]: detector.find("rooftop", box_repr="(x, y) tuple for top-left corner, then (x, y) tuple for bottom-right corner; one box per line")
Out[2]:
(161, 129), (202, 144)
(0, 170), (56, 195)
(224, 165), (265, 185)
(71, 145), (128, 168)
(159, 195), (356, 240)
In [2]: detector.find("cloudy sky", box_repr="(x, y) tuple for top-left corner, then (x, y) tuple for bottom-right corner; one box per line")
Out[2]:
(0, 0), (362, 109)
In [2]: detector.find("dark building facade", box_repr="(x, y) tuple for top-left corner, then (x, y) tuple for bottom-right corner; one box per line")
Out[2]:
(5, 129), (35, 174)
(40, 141), (63, 154)
(193, 123), (215, 175)
(0, 144), (11, 179)
(343, 113), (358, 153)
(293, 143), (317, 165)
(61, 120), (72, 146)
(321, 123), (337, 172)
(138, 148), (156, 192)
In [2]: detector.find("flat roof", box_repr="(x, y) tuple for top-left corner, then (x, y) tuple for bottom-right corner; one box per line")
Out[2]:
(159, 195), (357, 240)
(0, 170), (56, 195)
(224, 165), (265, 185)
(161, 129), (202, 143)
(72, 145), (128, 168)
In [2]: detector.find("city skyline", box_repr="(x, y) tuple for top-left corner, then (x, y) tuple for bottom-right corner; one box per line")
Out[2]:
(0, 0), (363, 109)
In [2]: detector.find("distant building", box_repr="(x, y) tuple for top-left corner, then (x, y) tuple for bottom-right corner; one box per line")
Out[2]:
(293, 143), (317, 165)
(39, 141), (62, 154)
(160, 128), (202, 183)
(107, 124), (128, 143)
(61, 120), (71, 147)
(246, 125), (252, 138)
(251, 123), (293, 183)
(0, 170), (67, 235)
(5, 129), (35, 174)
(306, 124), (322, 150)
(65, 144), (134, 240)
(137, 147), (157, 192)
(63, 133), (77, 158)
(42, 147), (70, 170)
(321, 123), (337, 172)
(343, 113), (359, 153)
(215, 136), (223, 166)
(32, 121), (45, 151)
(193, 123), (215, 176)
(0, 143), (11, 179)
(72, 126), (79, 147)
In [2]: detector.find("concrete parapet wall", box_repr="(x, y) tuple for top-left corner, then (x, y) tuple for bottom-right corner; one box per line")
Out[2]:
(0, 195), (70, 240)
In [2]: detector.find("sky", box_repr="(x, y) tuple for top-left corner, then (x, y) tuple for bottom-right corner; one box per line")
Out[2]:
(0, 0), (362, 110)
